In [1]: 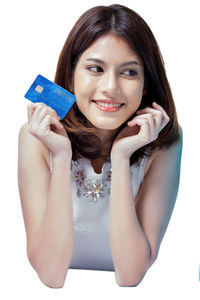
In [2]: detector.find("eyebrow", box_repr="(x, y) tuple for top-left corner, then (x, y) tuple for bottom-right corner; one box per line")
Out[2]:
(85, 58), (141, 67)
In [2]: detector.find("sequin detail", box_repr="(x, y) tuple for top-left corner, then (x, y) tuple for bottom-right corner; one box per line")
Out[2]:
(72, 159), (112, 203)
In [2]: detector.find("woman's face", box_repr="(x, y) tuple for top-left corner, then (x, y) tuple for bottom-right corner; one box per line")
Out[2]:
(73, 34), (145, 131)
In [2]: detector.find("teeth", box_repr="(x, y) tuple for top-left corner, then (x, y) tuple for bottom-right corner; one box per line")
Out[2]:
(95, 101), (122, 108)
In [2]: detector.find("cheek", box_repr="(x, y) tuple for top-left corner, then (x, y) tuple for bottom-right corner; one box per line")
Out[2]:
(74, 73), (95, 100)
(75, 68), (93, 87)
(124, 88), (143, 115)
(122, 77), (143, 94)
(126, 92), (142, 108)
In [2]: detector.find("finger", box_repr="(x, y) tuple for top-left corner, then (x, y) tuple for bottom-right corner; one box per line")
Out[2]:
(154, 112), (163, 132)
(136, 105), (167, 132)
(32, 104), (44, 123)
(35, 106), (59, 124)
(41, 114), (63, 132)
(128, 116), (151, 134)
(130, 114), (156, 136)
(152, 104), (170, 132)
(128, 113), (155, 126)
(136, 106), (163, 118)
(147, 114), (155, 134)
(31, 104), (60, 127)
(135, 110), (164, 136)
(31, 104), (44, 124)
(133, 111), (167, 138)
(128, 113), (151, 122)
(152, 102), (170, 123)
(37, 106), (48, 124)
(29, 102), (61, 120)
(131, 118), (150, 139)
(46, 105), (61, 120)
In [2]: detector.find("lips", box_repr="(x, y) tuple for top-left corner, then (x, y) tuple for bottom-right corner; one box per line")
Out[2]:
(92, 99), (124, 104)
(92, 100), (124, 112)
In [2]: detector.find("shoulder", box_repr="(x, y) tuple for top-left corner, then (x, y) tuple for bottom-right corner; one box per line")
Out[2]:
(144, 124), (183, 177)
(153, 124), (183, 160)
(135, 125), (183, 207)
(18, 122), (51, 169)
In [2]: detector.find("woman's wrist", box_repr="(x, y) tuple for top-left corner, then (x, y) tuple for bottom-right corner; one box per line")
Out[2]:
(110, 152), (130, 166)
(52, 149), (72, 163)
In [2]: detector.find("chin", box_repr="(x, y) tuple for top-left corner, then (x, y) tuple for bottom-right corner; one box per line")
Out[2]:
(94, 122), (122, 130)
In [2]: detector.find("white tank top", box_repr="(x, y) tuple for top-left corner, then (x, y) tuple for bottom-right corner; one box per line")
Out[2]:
(49, 152), (148, 271)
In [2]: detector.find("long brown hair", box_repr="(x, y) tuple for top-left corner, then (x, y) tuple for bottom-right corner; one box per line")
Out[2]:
(54, 4), (181, 165)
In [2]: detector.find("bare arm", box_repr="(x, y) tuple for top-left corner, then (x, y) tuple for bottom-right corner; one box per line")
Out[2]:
(109, 132), (183, 287)
(18, 123), (74, 288)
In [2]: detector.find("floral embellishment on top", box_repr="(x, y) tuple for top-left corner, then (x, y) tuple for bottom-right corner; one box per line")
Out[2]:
(72, 158), (112, 203)
(82, 179), (105, 202)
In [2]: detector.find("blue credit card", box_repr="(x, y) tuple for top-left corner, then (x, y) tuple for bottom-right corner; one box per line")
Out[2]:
(24, 74), (76, 119)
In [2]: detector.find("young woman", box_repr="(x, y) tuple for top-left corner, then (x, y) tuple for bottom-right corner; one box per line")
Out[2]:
(18, 4), (183, 288)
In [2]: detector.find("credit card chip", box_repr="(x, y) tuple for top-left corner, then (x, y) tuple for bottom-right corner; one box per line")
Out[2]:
(35, 84), (44, 93)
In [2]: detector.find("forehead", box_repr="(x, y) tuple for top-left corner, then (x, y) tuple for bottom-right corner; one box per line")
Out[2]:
(80, 34), (142, 65)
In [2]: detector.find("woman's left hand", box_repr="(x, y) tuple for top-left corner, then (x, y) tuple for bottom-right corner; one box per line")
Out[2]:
(110, 102), (170, 160)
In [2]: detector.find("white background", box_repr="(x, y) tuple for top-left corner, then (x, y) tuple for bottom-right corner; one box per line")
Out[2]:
(1, 0), (199, 298)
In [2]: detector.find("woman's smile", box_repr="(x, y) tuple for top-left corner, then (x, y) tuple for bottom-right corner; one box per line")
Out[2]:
(92, 100), (125, 112)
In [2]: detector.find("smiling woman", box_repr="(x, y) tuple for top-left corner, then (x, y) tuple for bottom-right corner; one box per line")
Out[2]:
(55, 5), (180, 165)
(18, 4), (182, 288)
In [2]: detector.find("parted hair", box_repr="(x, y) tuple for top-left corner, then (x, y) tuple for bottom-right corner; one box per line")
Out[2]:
(54, 4), (181, 165)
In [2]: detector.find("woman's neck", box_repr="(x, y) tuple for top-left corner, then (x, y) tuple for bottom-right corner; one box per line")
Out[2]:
(94, 127), (119, 146)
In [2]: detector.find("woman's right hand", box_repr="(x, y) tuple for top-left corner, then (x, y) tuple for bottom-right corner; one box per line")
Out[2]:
(27, 102), (72, 156)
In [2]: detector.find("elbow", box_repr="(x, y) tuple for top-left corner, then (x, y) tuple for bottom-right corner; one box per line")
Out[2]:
(28, 252), (67, 289)
(38, 273), (65, 289)
(116, 273), (145, 287)
(35, 265), (67, 289)
(116, 255), (158, 287)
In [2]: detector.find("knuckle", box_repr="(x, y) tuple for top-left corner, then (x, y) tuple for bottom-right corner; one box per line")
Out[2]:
(41, 107), (47, 114)
(45, 114), (51, 120)
(35, 103), (43, 110)
(53, 111), (60, 119)
(50, 107), (55, 113)
(45, 106), (58, 117)
(47, 106), (55, 113)
(51, 110), (57, 116)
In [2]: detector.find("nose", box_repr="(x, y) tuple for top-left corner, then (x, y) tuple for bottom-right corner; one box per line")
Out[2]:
(100, 70), (120, 95)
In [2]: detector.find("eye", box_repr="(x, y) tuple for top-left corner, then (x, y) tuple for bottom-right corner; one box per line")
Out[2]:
(87, 66), (103, 73)
(123, 70), (138, 77)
